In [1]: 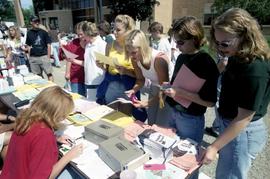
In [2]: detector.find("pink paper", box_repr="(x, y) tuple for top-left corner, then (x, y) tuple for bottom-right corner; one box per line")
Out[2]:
(144, 164), (166, 170)
(172, 64), (206, 108)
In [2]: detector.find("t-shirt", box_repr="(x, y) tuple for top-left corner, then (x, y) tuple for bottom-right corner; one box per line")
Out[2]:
(218, 57), (270, 121)
(84, 36), (106, 85)
(107, 42), (134, 75)
(0, 122), (58, 179)
(166, 51), (219, 116)
(63, 38), (85, 83)
(26, 28), (52, 57)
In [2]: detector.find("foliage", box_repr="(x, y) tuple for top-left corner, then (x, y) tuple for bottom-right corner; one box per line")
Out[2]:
(108, 0), (159, 21)
(211, 0), (270, 24)
(0, 0), (16, 22)
(22, 6), (34, 27)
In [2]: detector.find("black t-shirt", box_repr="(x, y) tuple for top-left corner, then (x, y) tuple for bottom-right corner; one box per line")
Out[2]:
(166, 51), (219, 116)
(26, 28), (52, 56)
(218, 57), (270, 121)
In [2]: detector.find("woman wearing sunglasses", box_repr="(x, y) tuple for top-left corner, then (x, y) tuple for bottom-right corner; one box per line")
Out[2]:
(158, 16), (219, 178)
(201, 8), (270, 179)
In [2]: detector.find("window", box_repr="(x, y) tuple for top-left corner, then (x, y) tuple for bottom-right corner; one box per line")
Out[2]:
(49, 17), (59, 30)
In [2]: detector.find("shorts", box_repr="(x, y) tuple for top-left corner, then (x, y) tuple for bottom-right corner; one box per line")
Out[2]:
(29, 55), (53, 75)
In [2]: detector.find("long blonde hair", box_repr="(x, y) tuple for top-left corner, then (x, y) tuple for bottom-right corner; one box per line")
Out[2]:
(125, 30), (152, 65)
(115, 14), (135, 31)
(210, 8), (270, 61)
(8, 26), (21, 41)
(15, 86), (74, 134)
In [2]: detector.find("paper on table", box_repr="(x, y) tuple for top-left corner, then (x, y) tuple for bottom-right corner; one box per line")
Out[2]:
(62, 47), (79, 59)
(172, 64), (206, 108)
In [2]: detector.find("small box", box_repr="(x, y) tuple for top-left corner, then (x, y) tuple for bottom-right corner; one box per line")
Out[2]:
(84, 120), (123, 145)
(98, 136), (146, 172)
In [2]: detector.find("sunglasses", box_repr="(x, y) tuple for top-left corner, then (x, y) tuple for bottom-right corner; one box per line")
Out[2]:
(175, 40), (185, 46)
(215, 38), (237, 48)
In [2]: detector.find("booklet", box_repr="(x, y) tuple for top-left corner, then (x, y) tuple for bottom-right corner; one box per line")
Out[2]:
(172, 64), (206, 108)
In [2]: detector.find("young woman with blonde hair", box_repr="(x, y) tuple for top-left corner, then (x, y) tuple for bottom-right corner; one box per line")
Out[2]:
(125, 29), (173, 126)
(3, 26), (27, 66)
(202, 8), (270, 179)
(96, 15), (147, 121)
(1, 86), (83, 178)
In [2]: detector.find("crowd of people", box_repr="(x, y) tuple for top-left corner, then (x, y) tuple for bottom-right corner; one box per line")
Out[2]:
(0, 7), (269, 179)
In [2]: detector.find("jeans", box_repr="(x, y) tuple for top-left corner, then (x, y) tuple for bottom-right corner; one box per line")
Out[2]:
(216, 116), (268, 179)
(51, 42), (60, 67)
(105, 81), (128, 104)
(169, 109), (205, 144)
(70, 82), (85, 97)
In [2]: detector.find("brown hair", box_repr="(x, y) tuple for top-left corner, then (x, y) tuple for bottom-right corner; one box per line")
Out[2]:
(97, 20), (111, 35)
(82, 21), (99, 37)
(172, 16), (206, 49)
(210, 8), (270, 61)
(148, 22), (163, 33)
(15, 86), (74, 134)
(8, 26), (21, 40)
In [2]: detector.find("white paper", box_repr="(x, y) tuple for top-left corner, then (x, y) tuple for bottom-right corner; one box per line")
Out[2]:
(62, 47), (79, 59)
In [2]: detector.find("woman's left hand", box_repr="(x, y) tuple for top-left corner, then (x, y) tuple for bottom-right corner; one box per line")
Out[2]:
(57, 135), (73, 145)
(201, 145), (219, 165)
(164, 87), (177, 98)
(132, 99), (148, 108)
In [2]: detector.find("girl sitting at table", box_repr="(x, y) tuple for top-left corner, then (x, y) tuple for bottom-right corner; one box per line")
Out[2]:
(0, 86), (83, 178)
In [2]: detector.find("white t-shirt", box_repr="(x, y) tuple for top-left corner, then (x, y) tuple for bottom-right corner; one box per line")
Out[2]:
(84, 36), (106, 85)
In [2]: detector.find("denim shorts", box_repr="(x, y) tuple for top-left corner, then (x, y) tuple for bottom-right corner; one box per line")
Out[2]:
(216, 115), (268, 179)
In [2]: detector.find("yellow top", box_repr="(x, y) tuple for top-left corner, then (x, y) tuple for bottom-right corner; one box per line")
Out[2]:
(108, 42), (134, 75)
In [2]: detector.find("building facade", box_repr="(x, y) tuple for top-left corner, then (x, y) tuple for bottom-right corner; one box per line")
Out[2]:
(37, 0), (214, 33)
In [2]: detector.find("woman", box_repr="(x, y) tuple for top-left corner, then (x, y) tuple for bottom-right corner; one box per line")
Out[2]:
(163, 16), (219, 144)
(202, 8), (270, 179)
(96, 15), (147, 121)
(0, 86), (83, 178)
(62, 21), (87, 96)
(125, 29), (172, 126)
(3, 26), (27, 67)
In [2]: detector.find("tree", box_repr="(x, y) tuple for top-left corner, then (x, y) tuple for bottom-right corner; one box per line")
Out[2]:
(211, 0), (270, 24)
(0, 0), (16, 22)
(108, 0), (159, 21)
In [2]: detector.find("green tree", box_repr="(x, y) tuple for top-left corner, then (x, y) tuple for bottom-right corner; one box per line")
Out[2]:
(212, 0), (270, 24)
(108, 0), (159, 21)
(0, 0), (16, 22)
(22, 6), (34, 27)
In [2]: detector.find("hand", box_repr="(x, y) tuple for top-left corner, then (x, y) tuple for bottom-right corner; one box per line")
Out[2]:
(65, 143), (84, 160)
(115, 65), (126, 75)
(125, 89), (135, 98)
(65, 73), (70, 80)
(132, 99), (148, 108)
(66, 58), (74, 63)
(163, 87), (176, 98)
(201, 145), (219, 165)
(7, 116), (16, 122)
(57, 135), (73, 146)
